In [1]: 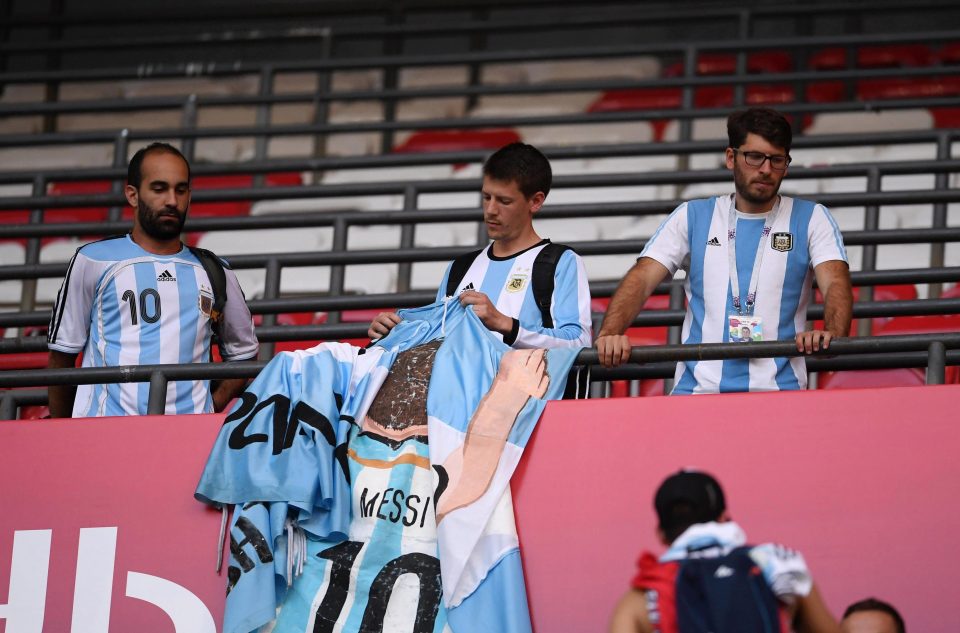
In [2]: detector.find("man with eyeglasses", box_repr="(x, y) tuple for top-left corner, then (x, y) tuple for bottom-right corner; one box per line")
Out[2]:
(595, 107), (852, 393)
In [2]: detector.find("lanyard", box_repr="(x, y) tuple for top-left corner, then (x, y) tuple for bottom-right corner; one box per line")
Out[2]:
(727, 196), (780, 316)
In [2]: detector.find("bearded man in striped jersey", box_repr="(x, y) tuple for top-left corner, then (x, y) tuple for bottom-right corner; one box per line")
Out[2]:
(47, 142), (258, 417)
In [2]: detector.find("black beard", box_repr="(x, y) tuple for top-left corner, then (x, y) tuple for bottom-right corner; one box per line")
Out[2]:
(138, 200), (186, 240)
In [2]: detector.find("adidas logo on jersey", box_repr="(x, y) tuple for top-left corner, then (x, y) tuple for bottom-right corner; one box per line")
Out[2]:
(706, 236), (721, 246)
(714, 565), (734, 578)
(460, 282), (475, 294)
(157, 270), (177, 282)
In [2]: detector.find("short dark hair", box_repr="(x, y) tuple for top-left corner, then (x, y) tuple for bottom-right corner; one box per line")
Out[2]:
(727, 107), (793, 153)
(482, 142), (552, 199)
(654, 470), (726, 544)
(842, 598), (906, 633)
(127, 142), (191, 188)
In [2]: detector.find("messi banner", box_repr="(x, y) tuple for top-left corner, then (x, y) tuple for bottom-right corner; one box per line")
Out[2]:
(196, 299), (579, 633)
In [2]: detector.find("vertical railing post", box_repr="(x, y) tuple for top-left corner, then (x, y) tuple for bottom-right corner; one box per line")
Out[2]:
(856, 166), (880, 337)
(20, 174), (45, 315)
(180, 94), (198, 163)
(257, 258), (281, 361)
(327, 217), (348, 325)
(0, 392), (16, 420)
(928, 132), (949, 298)
(108, 128), (129, 222)
(253, 65), (274, 188)
(465, 8), (489, 111)
(926, 341), (946, 385)
(312, 27), (334, 166)
(379, 4), (404, 154)
(147, 370), (168, 415)
(397, 185), (417, 293)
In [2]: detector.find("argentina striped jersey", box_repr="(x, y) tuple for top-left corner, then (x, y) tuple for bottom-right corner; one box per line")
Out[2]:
(47, 235), (259, 416)
(640, 195), (847, 393)
(435, 240), (592, 349)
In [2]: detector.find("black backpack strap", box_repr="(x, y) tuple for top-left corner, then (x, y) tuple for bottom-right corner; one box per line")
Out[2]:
(445, 248), (485, 297)
(531, 242), (572, 328)
(188, 246), (228, 343)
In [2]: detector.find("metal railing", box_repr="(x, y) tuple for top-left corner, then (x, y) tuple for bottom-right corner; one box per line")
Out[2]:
(2, 333), (958, 419)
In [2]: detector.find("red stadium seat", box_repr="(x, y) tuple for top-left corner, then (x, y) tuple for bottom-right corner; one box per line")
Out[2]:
(0, 352), (47, 371)
(661, 51), (793, 77)
(813, 284), (918, 335)
(940, 42), (960, 64)
(856, 76), (960, 101)
(930, 107), (960, 129)
(810, 44), (935, 70)
(394, 129), (522, 154)
(817, 368), (926, 390)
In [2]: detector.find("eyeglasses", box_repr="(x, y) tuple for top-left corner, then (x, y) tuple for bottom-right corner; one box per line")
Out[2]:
(732, 149), (792, 171)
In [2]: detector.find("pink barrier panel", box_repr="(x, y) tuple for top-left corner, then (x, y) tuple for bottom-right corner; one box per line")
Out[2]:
(2, 386), (958, 631)
(513, 385), (960, 633)
(0, 414), (227, 632)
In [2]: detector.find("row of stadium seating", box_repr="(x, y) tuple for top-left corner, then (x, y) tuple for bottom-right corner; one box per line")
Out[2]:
(1, 5), (959, 415)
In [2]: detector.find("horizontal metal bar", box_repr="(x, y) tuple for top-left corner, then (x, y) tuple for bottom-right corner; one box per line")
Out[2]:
(2, 164), (960, 211)
(3, 226), (960, 282)
(3, 333), (960, 389)
(3, 27), (958, 84)
(3, 96), (960, 151)
(5, 296), (960, 353)
(2, 0), (948, 31)
(4, 63), (959, 117)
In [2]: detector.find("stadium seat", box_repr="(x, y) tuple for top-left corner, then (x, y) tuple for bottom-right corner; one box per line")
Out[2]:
(393, 128), (521, 154)
(469, 93), (599, 119)
(809, 44), (935, 70)
(817, 368), (926, 390)
(196, 227), (335, 298)
(0, 242), (25, 306)
(661, 51), (794, 77)
(0, 145), (115, 171)
(520, 56), (661, 84)
(857, 76), (960, 101)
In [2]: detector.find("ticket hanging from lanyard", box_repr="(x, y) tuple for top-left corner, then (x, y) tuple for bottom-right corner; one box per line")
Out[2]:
(727, 198), (780, 341)
(727, 199), (781, 315)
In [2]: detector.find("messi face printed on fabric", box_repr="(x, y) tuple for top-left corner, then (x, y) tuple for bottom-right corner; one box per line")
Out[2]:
(126, 148), (191, 242)
(654, 469), (727, 544)
(361, 340), (442, 444)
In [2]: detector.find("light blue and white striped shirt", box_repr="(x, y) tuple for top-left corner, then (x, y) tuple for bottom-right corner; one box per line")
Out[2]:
(48, 234), (258, 416)
(641, 194), (847, 393)
(435, 240), (592, 349)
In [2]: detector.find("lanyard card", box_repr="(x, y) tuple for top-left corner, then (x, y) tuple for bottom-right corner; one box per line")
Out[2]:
(728, 315), (763, 342)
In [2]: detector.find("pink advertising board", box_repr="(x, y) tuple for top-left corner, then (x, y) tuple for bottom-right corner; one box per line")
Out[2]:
(2, 384), (958, 631)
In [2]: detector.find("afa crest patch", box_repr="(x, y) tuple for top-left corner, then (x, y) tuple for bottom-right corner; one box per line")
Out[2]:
(505, 274), (528, 293)
(771, 232), (794, 252)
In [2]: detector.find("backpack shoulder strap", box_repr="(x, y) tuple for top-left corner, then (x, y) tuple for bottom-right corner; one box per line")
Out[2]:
(531, 242), (572, 328)
(445, 247), (485, 297)
(187, 246), (228, 328)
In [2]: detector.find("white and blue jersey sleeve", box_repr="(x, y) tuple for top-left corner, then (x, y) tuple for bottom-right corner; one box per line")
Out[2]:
(436, 241), (592, 350)
(639, 195), (847, 394)
(47, 235), (258, 417)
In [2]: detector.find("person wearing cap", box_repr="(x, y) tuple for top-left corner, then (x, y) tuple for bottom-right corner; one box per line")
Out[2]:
(841, 598), (905, 633)
(609, 470), (841, 633)
(595, 107), (852, 394)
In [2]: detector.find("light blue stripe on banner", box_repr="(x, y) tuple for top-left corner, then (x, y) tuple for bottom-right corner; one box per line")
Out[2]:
(775, 200), (813, 390)
(719, 217), (764, 393)
(447, 549), (532, 633)
(175, 261), (201, 414)
(674, 199), (713, 395)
